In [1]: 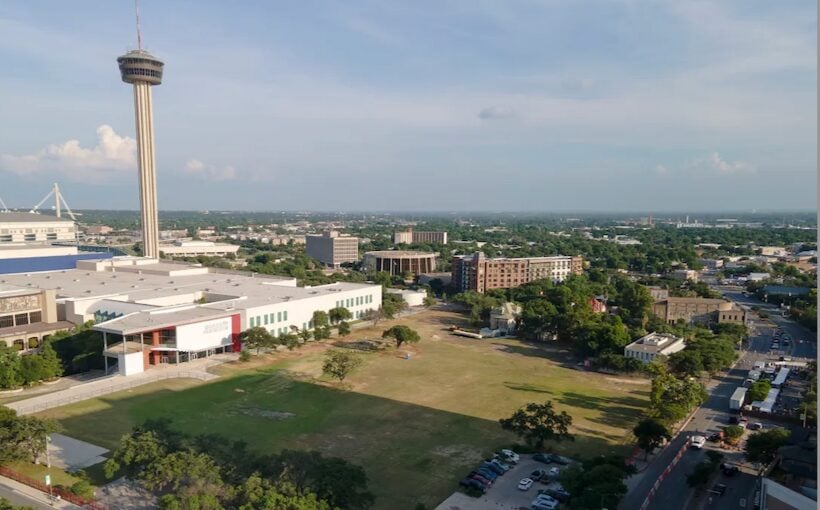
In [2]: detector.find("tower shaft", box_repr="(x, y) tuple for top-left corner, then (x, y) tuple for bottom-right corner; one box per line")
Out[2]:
(132, 81), (159, 258)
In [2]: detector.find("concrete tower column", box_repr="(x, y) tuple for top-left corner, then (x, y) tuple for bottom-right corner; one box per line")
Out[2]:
(133, 81), (159, 259)
(117, 49), (164, 260)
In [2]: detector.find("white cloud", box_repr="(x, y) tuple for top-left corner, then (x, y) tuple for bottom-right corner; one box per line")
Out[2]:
(478, 106), (516, 120)
(654, 164), (669, 176)
(0, 125), (136, 181)
(184, 159), (236, 181)
(707, 152), (755, 174)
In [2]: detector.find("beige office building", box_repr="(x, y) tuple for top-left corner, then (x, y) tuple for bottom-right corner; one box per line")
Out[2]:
(306, 231), (359, 268)
(363, 250), (437, 276)
(394, 229), (448, 245)
(652, 297), (746, 326)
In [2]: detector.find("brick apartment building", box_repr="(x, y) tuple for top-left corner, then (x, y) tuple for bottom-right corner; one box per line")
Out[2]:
(452, 252), (583, 293)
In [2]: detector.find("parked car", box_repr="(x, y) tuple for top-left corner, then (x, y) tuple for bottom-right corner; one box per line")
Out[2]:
(531, 469), (548, 481)
(489, 459), (511, 472)
(532, 494), (560, 508)
(544, 488), (571, 503)
(471, 471), (495, 484)
(459, 478), (486, 492)
(531, 499), (559, 510)
(500, 449), (520, 464)
(468, 474), (491, 488)
(690, 435), (707, 449)
(710, 483), (728, 496)
(553, 455), (572, 465)
(708, 432), (723, 442)
(481, 462), (504, 475)
(476, 467), (499, 480)
(728, 416), (739, 424)
(721, 463), (740, 476)
(533, 453), (555, 464)
(547, 467), (560, 478)
(518, 478), (534, 491)
(749, 422), (764, 431)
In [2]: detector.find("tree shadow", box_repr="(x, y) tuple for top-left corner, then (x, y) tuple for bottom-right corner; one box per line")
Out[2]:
(38, 372), (637, 510)
(503, 382), (554, 394)
(557, 392), (647, 429)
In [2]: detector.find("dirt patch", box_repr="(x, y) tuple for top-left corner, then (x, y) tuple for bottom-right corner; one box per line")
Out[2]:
(237, 406), (295, 420)
(605, 377), (650, 385)
(431, 444), (486, 465)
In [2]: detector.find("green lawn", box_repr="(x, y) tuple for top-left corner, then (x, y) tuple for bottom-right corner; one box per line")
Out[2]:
(37, 309), (649, 510)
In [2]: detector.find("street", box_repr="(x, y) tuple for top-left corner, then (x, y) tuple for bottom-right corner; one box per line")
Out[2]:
(0, 477), (59, 510)
(621, 286), (816, 510)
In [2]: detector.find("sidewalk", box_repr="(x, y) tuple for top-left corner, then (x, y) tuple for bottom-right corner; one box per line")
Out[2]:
(0, 474), (83, 510)
(7, 355), (231, 416)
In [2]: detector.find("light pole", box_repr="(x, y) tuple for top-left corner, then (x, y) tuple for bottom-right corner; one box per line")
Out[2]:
(45, 434), (53, 503)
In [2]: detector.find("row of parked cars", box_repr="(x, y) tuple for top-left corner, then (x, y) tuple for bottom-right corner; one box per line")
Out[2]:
(458, 449), (521, 493)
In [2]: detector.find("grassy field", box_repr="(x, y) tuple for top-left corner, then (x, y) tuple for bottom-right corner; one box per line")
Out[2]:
(37, 308), (649, 510)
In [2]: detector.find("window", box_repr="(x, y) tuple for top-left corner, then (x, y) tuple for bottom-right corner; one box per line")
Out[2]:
(0, 315), (12, 328)
(29, 311), (42, 323)
(264, 315), (269, 325)
(277, 311), (282, 322)
(283, 311), (288, 321)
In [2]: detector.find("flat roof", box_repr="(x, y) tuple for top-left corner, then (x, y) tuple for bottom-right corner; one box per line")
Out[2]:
(0, 212), (75, 224)
(0, 263), (373, 306)
(365, 250), (437, 257)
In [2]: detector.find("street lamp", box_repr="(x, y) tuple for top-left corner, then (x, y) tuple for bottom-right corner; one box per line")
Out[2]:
(45, 434), (53, 502)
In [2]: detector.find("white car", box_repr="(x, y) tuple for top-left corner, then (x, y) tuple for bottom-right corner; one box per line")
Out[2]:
(518, 478), (534, 491)
(500, 449), (520, 463)
(532, 495), (559, 510)
(548, 467), (560, 478)
(690, 435), (707, 449)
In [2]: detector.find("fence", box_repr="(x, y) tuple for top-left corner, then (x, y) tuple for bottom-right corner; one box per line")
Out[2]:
(9, 369), (217, 415)
(638, 441), (689, 510)
(0, 466), (108, 510)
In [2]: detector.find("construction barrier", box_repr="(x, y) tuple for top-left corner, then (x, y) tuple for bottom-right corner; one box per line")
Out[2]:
(0, 466), (108, 509)
(639, 441), (689, 510)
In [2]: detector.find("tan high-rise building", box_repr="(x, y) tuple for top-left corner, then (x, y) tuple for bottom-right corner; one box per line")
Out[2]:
(393, 228), (448, 245)
(117, 48), (164, 259)
(452, 252), (583, 293)
(306, 231), (359, 268)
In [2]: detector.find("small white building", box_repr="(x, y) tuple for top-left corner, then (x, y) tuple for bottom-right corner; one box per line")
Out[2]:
(748, 272), (771, 282)
(489, 302), (521, 334)
(671, 269), (699, 282)
(159, 240), (240, 258)
(624, 332), (686, 364)
(386, 288), (427, 307)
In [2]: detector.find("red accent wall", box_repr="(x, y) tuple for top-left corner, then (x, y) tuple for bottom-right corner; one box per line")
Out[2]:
(231, 314), (241, 352)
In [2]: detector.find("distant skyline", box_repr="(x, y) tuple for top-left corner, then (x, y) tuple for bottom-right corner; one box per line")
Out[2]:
(0, 1), (816, 212)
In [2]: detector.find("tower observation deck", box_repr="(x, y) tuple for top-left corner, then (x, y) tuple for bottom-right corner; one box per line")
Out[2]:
(117, 49), (164, 259)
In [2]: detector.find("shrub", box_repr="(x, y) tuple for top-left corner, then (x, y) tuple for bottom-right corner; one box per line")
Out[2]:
(238, 350), (251, 362)
(70, 480), (95, 499)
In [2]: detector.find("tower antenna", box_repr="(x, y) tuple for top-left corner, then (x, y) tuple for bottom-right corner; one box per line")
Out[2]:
(135, 0), (142, 50)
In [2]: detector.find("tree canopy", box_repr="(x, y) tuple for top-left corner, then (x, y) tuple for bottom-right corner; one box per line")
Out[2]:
(499, 401), (574, 450)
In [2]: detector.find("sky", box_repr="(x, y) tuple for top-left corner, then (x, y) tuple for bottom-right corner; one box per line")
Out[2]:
(0, 1), (816, 212)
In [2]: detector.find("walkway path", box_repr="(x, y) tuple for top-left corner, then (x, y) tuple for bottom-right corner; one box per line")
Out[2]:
(6, 355), (233, 416)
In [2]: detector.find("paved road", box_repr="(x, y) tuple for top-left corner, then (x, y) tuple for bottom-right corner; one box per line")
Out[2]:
(621, 288), (816, 510)
(0, 477), (63, 510)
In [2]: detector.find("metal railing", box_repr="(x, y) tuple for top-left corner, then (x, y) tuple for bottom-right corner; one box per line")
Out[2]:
(10, 369), (217, 415)
(0, 465), (108, 509)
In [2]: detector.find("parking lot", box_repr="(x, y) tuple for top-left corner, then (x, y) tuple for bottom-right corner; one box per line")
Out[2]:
(436, 454), (573, 510)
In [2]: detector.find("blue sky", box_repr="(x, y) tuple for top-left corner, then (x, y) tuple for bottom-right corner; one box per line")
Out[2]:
(0, 1), (815, 212)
